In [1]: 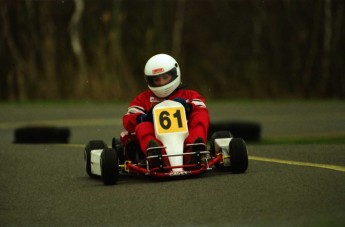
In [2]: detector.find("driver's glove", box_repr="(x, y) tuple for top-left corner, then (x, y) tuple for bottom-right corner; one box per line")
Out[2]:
(173, 98), (192, 116)
(136, 108), (153, 123)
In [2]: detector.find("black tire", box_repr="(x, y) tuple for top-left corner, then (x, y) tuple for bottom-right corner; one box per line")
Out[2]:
(101, 148), (119, 185)
(124, 141), (143, 164)
(112, 137), (125, 164)
(229, 138), (248, 173)
(208, 121), (261, 142)
(84, 140), (107, 177)
(14, 126), (70, 144)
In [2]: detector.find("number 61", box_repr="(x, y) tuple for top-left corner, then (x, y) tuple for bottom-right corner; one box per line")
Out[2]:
(159, 110), (183, 130)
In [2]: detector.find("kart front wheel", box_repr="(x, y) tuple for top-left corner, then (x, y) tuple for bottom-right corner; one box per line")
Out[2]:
(85, 140), (107, 177)
(229, 138), (248, 173)
(101, 148), (119, 185)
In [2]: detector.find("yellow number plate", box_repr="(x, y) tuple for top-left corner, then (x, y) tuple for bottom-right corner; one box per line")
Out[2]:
(154, 106), (187, 134)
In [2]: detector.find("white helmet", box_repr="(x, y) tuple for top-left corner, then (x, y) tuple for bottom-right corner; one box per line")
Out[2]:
(144, 54), (181, 98)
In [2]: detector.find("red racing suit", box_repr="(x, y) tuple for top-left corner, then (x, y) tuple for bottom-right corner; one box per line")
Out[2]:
(122, 87), (210, 155)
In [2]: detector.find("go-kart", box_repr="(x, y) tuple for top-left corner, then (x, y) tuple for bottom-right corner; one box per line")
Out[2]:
(84, 100), (248, 185)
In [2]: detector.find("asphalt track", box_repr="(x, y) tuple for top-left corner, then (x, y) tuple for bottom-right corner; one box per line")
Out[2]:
(1, 101), (345, 226)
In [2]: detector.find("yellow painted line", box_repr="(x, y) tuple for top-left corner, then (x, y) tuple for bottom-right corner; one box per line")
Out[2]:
(250, 156), (345, 173)
(268, 131), (345, 139)
(57, 144), (85, 148)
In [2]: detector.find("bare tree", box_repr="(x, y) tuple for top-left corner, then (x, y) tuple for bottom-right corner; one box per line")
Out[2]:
(321, 0), (332, 94)
(1, 4), (26, 100)
(70, 0), (87, 96)
(172, 0), (186, 59)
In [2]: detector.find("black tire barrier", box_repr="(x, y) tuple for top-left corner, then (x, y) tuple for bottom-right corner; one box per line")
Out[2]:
(208, 121), (261, 142)
(14, 126), (70, 144)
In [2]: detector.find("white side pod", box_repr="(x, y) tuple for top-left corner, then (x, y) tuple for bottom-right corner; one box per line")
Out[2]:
(90, 149), (103, 176)
(214, 138), (232, 167)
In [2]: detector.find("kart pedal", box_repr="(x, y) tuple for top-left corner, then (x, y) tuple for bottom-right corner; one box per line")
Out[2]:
(146, 140), (166, 169)
(157, 154), (165, 171)
(195, 151), (202, 168)
(190, 138), (206, 168)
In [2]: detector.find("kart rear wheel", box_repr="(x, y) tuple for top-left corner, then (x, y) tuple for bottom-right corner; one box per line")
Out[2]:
(85, 140), (107, 177)
(229, 138), (248, 173)
(112, 137), (125, 164)
(101, 148), (119, 185)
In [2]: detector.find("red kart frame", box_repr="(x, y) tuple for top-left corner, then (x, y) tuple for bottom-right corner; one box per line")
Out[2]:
(117, 131), (225, 178)
(120, 151), (224, 178)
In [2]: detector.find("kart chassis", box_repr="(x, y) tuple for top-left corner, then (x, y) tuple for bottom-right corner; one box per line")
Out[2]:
(85, 100), (248, 185)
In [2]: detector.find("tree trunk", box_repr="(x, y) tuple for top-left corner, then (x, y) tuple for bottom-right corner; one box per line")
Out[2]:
(1, 5), (26, 100)
(172, 0), (186, 59)
(70, 0), (87, 96)
(321, 0), (332, 95)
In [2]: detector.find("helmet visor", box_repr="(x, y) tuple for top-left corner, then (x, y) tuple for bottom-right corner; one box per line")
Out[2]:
(146, 68), (178, 87)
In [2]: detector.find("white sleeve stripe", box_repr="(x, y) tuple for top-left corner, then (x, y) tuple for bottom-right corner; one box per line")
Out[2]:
(192, 99), (206, 108)
(127, 106), (145, 114)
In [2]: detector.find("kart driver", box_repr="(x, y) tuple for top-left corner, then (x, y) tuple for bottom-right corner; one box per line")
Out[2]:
(122, 54), (210, 164)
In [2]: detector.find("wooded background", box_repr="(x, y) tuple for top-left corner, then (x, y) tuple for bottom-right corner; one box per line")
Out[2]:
(1, 0), (344, 101)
